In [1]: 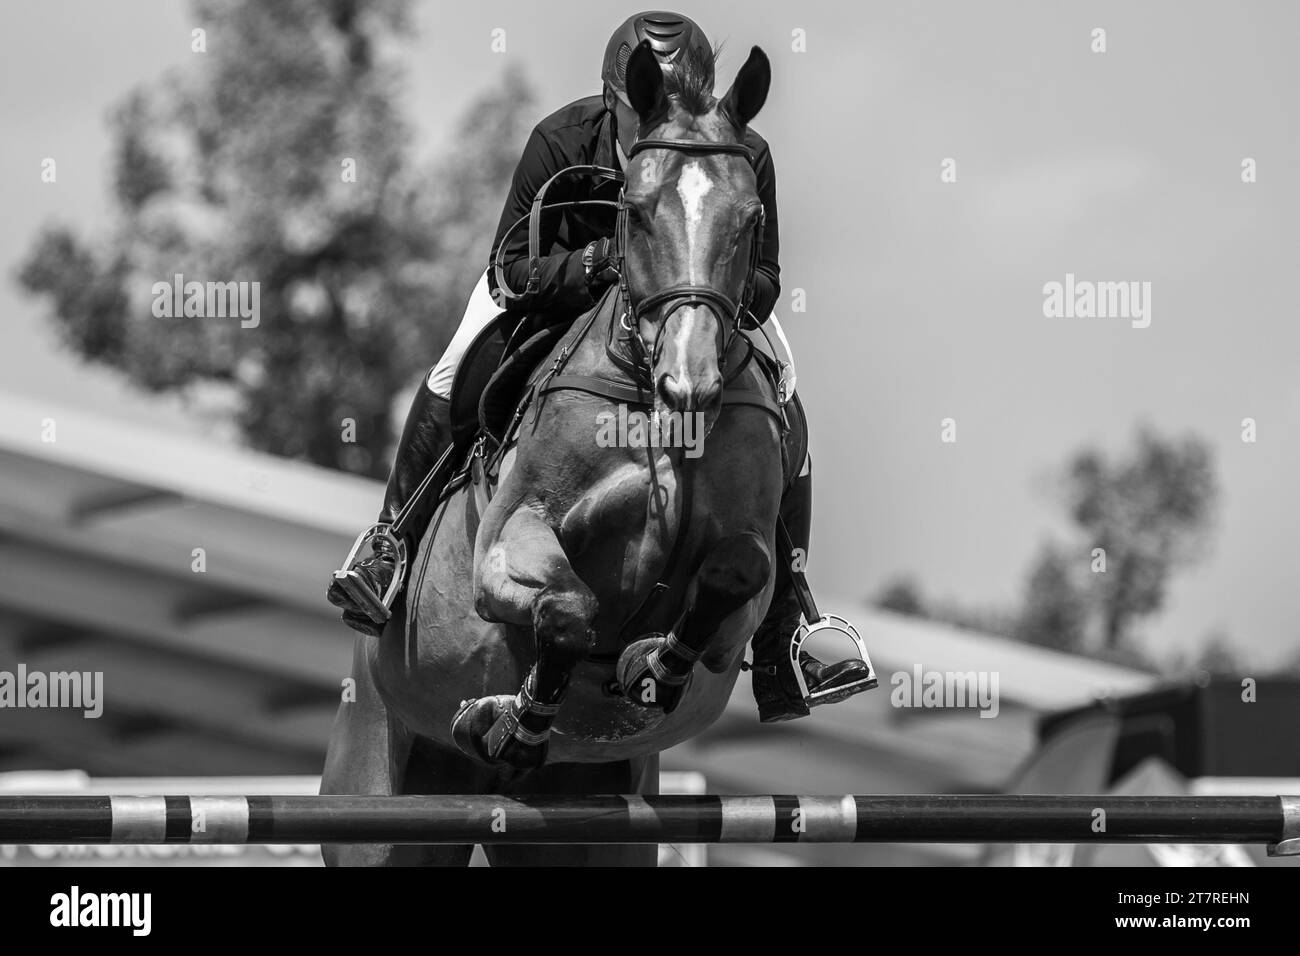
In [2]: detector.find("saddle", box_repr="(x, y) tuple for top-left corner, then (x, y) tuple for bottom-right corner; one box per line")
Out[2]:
(446, 313), (568, 449)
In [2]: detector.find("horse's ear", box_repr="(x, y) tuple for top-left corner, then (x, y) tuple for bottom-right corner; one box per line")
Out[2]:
(720, 46), (770, 128)
(625, 40), (668, 122)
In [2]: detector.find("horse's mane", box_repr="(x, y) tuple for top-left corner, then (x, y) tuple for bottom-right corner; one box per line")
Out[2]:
(663, 41), (723, 116)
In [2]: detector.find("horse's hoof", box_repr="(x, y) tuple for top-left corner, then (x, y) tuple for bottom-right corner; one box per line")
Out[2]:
(450, 695), (548, 773)
(451, 695), (510, 763)
(616, 635), (691, 714)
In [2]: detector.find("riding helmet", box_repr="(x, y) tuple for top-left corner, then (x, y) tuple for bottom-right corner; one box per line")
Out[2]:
(602, 12), (713, 105)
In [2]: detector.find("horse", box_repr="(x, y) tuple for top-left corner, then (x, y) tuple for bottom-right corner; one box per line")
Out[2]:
(322, 41), (784, 866)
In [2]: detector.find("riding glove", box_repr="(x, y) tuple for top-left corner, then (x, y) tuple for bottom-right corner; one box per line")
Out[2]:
(582, 238), (620, 295)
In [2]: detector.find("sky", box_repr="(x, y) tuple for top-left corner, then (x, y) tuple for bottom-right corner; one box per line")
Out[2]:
(2, 1), (1298, 668)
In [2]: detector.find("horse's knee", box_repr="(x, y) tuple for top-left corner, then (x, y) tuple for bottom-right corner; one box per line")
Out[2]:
(533, 586), (598, 664)
(698, 532), (771, 604)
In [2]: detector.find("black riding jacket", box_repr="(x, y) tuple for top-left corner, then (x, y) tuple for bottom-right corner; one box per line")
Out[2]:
(487, 95), (781, 323)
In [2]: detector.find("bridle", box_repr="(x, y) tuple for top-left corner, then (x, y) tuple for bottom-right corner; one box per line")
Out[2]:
(615, 137), (766, 374)
(493, 134), (765, 377)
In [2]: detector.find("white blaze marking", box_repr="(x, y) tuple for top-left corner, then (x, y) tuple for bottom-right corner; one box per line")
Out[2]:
(676, 161), (713, 269)
(671, 308), (698, 386)
(667, 162), (716, 392)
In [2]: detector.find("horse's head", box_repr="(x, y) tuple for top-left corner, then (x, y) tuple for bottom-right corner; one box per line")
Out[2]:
(618, 39), (771, 436)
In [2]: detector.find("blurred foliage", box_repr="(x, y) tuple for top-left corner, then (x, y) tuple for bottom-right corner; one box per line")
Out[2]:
(875, 575), (1015, 639)
(874, 427), (1217, 671)
(1011, 543), (1089, 652)
(17, 0), (534, 477)
(1047, 426), (1216, 653)
(875, 576), (926, 618)
(1164, 629), (1242, 678)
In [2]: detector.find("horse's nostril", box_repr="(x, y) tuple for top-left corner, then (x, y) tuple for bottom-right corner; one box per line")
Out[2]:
(698, 376), (723, 411)
(657, 374), (688, 409)
(658, 374), (723, 413)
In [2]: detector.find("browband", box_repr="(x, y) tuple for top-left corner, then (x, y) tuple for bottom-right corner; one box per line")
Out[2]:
(627, 138), (755, 164)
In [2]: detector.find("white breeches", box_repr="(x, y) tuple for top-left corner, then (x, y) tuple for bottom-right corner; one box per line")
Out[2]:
(427, 271), (502, 398)
(426, 270), (796, 401)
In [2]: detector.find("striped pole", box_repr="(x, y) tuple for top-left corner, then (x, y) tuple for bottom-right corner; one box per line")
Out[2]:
(0, 794), (1297, 851)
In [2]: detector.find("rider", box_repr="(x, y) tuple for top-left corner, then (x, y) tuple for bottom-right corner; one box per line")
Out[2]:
(328, 11), (872, 723)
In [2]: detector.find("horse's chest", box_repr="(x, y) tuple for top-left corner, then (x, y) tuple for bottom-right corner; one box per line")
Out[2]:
(562, 457), (692, 587)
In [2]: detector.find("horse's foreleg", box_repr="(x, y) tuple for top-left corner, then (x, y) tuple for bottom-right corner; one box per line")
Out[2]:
(618, 530), (771, 711)
(452, 506), (597, 773)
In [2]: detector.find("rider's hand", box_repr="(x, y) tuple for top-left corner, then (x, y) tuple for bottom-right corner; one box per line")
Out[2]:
(582, 238), (619, 293)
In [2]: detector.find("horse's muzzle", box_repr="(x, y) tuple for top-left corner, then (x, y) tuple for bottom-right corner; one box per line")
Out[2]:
(656, 372), (723, 416)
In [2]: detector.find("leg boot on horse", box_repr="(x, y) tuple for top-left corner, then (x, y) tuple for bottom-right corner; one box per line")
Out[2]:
(617, 532), (772, 712)
(749, 460), (876, 722)
(451, 506), (601, 774)
(328, 377), (453, 636)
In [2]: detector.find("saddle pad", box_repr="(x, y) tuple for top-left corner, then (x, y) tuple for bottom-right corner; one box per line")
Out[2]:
(447, 312), (521, 448)
(478, 321), (571, 443)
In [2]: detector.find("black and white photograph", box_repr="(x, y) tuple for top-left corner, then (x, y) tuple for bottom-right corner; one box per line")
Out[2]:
(0, 0), (1296, 932)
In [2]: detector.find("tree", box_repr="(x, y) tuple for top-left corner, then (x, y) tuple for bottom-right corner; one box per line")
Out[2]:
(870, 427), (1217, 667)
(1012, 542), (1089, 652)
(1023, 427), (1217, 653)
(1189, 632), (1242, 676)
(18, 0), (534, 477)
(872, 575), (1015, 638)
(874, 576), (928, 617)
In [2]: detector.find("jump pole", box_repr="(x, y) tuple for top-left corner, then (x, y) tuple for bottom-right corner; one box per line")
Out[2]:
(1, 794), (1297, 854)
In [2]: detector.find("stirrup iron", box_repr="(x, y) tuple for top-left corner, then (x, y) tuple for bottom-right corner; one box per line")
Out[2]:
(331, 523), (407, 623)
(790, 613), (878, 706)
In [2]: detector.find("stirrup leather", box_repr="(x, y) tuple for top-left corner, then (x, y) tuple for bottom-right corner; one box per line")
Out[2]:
(790, 613), (878, 706)
(330, 523), (407, 623)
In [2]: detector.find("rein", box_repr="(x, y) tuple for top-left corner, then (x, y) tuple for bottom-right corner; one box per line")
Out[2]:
(493, 164), (624, 305)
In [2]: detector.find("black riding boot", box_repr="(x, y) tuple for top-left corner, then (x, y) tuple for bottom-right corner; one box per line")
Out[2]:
(327, 378), (453, 636)
(750, 461), (875, 722)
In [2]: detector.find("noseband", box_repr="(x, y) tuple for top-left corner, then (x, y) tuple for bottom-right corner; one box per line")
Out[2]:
(616, 137), (766, 373)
